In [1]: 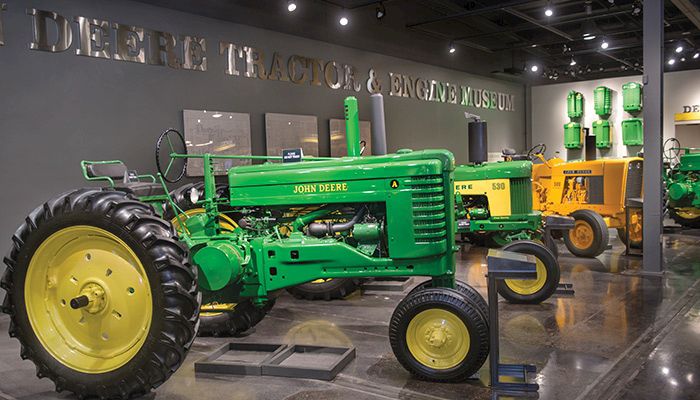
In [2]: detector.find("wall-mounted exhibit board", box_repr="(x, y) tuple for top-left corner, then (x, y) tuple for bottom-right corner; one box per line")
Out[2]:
(531, 69), (700, 159)
(183, 110), (252, 176)
(330, 119), (372, 157)
(265, 114), (319, 158)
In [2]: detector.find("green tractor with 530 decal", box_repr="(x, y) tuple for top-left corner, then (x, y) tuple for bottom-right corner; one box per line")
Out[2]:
(2, 97), (497, 399)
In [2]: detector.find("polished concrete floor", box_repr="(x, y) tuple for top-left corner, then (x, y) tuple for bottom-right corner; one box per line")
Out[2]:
(0, 232), (699, 400)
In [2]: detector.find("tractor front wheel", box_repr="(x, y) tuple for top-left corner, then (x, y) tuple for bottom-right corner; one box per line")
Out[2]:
(670, 207), (700, 229)
(408, 279), (488, 321)
(389, 288), (489, 382)
(563, 210), (609, 257)
(1, 189), (199, 399)
(497, 240), (560, 304)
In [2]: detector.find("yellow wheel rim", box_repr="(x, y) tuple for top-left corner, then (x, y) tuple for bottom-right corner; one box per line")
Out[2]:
(570, 220), (594, 250)
(311, 278), (333, 284)
(406, 309), (470, 370)
(170, 208), (238, 234)
(504, 257), (547, 295)
(25, 226), (152, 374)
(676, 207), (700, 220)
(200, 302), (237, 317)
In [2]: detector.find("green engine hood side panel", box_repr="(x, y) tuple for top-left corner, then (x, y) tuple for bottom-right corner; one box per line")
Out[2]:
(454, 160), (532, 181)
(679, 153), (700, 172)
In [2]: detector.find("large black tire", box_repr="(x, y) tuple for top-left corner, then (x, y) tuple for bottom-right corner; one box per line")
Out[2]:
(497, 240), (560, 304)
(1, 189), (199, 399)
(669, 208), (700, 229)
(408, 279), (488, 322)
(389, 288), (489, 382)
(198, 300), (275, 337)
(563, 210), (609, 257)
(286, 278), (362, 301)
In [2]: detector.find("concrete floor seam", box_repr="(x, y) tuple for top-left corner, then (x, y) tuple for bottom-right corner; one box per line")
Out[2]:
(573, 280), (700, 400)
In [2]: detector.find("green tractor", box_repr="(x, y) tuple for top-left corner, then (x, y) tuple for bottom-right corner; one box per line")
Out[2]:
(454, 142), (565, 304)
(2, 98), (493, 399)
(664, 138), (700, 227)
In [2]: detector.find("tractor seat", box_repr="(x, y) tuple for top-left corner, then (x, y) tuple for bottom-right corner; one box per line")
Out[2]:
(501, 148), (529, 161)
(84, 161), (166, 197)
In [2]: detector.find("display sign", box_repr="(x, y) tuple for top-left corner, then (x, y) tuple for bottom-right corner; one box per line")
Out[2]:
(183, 110), (252, 176)
(675, 106), (700, 122)
(265, 114), (318, 159)
(282, 148), (303, 163)
(7, 6), (517, 113)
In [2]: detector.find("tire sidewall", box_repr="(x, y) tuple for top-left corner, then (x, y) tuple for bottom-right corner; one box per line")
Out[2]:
(497, 240), (560, 304)
(564, 210), (609, 257)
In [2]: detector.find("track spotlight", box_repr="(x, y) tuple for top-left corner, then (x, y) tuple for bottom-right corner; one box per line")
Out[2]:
(676, 44), (684, 53)
(668, 58), (676, 65)
(287, 0), (297, 12)
(339, 15), (349, 26)
(583, 34), (596, 41)
(449, 42), (456, 54)
(376, 2), (386, 20)
(530, 64), (539, 72)
(681, 57), (686, 62)
(631, 0), (642, 16)
(694, 52), (699, 59)
(570, 57), (577, 66)
(600, 39), (609, 49)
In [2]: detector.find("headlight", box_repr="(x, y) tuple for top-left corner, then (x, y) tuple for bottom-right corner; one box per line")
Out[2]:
(189, 188), (200, 204)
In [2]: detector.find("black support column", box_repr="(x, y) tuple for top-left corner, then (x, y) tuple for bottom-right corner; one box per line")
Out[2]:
(642, 0), (664, 274)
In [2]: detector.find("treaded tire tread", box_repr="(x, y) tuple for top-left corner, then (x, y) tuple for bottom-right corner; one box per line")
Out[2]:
(669, 208), (700, 229)
(389, 288), (489, 382)
(563, 210), (609, 258)
(1, 189), (200, 399)
(286, 278), (363, 301)
(198, 300), (275, 337)
(408, 279), (488, 322)
(496, 240), (560, 304)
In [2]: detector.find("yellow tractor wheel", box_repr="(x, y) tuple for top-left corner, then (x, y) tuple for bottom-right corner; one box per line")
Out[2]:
(389, 288), (489, 382)
(2, 189), (199, 399)
(497, 240), (560, 304)
(670, 207), (700, 229)
(286, 278), (363, 301)
(408, 279), (488, 321)
(563, 210), (609, 258)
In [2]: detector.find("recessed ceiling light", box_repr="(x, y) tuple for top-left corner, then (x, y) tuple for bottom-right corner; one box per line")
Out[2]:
(339, 16), (349, 26)
(545, 7), (553, 17)
(287, 1), (297, 12)
(694, 52), (699, 59)
(676, 45), (684, 53)
(668, 58), (676, 65)
(530, 65), (539, 72)
(449, 42), (456, 54)
(601, 39), (609, 49)
(583, 35), (596, 40)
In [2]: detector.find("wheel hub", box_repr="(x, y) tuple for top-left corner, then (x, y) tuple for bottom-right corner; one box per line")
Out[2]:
(406, 309), (470, 370)
(425, 322), (452, 348)
(72, 283), (108, 314)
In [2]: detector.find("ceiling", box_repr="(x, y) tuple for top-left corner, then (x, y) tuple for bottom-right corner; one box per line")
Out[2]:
(136, 0), (700, 84)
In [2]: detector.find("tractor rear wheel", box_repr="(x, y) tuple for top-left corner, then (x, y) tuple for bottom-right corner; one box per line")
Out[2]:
(197, 300), (275, 337)
(669, 207), (700, 229)
(563, 210), (609, 257)
(286, 278), (362, 300)
(1, 189), (199, 399)
(497, 240), (560, 304)
(389, 288), (489, 382)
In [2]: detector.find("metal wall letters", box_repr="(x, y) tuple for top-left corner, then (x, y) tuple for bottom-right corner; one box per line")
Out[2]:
(17, 7), (516, 112)
(0, 3), (6, 47)
(28, 9), (73, 52)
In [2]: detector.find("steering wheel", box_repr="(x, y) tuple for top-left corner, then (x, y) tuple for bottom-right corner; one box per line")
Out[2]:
(527, 143), (547, 160)
(155, 128), (187, 183)
(663, 137), (681, 164)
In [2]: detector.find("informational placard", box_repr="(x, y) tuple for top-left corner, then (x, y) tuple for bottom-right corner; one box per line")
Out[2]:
(183, 110), (252, 176)
(265, 113), (318, 158)
(329, 119), (372, 157)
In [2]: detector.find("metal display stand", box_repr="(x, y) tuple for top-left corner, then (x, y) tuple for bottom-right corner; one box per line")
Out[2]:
(544, 215), (576, 296)
(195, 343), (355, 380)
(486, 249), (540, 393)
(625, 198), (643, 256)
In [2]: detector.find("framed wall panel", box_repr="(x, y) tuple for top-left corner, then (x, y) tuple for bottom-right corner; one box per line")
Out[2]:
(330, 119), (371, 157)
(183, 110), (251, 176)
(265, 113), (318, 158)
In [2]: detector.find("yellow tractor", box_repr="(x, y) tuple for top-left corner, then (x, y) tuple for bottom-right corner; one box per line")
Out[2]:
(529, 144), (643, 257)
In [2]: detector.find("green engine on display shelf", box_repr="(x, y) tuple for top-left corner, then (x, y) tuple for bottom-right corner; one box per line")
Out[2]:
(664, 138), (700, 227)
(2, 97), (493, 399)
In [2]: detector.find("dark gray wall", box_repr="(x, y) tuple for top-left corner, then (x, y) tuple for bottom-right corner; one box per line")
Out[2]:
(0, 0), (525, 272)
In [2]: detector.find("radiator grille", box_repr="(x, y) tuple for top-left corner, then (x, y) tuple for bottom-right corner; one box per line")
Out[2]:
(407, 175), (447, 244)
(509, 177), (533, 215)
(626, 160), (643, 199)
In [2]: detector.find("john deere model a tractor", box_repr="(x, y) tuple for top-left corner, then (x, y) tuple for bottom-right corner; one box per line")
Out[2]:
(664, 138), (700, 227)
(530, 144), (643, 257)
(2, 98), (491, 399)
